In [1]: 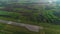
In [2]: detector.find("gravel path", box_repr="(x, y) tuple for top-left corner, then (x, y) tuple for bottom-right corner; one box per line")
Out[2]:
(0, 20), (43, 32)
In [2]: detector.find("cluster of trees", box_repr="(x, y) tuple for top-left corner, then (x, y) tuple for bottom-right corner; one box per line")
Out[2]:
(1, 3), (52, 23)
(0, 2), (60, 25)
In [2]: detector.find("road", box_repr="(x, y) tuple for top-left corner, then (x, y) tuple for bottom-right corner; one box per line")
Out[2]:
(0, 20), (43, 32)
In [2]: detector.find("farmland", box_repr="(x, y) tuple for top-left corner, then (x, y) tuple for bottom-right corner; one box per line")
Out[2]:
(0, 0), (60, 34)
(0, 23), (39, 34)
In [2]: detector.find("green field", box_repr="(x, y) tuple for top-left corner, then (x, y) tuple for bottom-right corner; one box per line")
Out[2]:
(0, 10), (40, 34)
(0, 2), (60, 34)
(0, 23), (39, 34)
(0, 9), (39, 25)
(38, 23), (60, 34)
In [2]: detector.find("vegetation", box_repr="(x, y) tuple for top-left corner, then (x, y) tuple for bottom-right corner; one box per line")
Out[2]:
(0, 23), (39, 34)
(39, 23), (60, 34)
(0, 0), (60, 34)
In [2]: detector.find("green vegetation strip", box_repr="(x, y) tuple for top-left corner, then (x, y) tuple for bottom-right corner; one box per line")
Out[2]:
(39, 23), (60, 34)
(0, 23), (39, 34)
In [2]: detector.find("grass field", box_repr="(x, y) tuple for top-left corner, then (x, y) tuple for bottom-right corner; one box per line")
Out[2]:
(0, 6), (60, 34)
(0, 10), (39, 25)
(39, 23), (60, 34)
(0, 10), (40, 34)
(0, 23), (39, 34)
